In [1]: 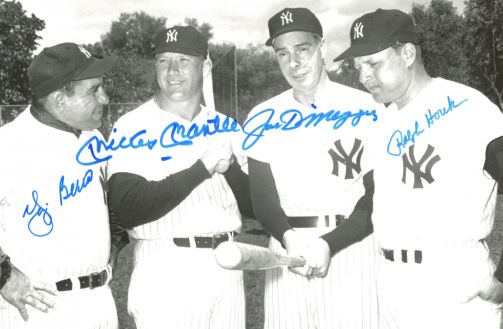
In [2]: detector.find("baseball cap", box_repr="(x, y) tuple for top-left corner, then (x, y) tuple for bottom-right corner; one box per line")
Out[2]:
(333, 9), (419, 62)
(28, 43), (116, 98)
(154, 26), (208, 59)
(265, 7), (323, 46)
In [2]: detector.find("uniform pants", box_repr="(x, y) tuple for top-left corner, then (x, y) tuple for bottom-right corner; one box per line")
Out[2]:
(0, 284), (117, 329)
(377, 240), (501, 329)
(264, 228), (379, 329)
(128, 239), (245, 329)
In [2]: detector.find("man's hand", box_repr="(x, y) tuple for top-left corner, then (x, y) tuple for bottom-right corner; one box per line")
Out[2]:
(0, 265), (57, 321)
(201, 136), (232, 175)
(462, 275), (503, 304)
(305, 238), (331, 278)
(282, 230), (312, 276)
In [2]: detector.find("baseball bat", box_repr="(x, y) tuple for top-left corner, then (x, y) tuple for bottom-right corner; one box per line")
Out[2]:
(215, 241), (305, 270)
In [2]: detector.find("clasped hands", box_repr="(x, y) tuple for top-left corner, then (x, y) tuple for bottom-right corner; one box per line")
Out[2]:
(282, 229), (331, 278)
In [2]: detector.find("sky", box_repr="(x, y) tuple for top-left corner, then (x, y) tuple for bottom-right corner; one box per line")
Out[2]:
(19, 0), (466, 68)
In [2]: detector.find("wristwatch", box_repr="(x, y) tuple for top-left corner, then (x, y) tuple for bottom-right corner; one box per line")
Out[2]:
(0, 255), (12, 290)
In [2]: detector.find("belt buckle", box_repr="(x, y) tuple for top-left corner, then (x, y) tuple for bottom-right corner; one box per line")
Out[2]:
(90, 270), (106, 289)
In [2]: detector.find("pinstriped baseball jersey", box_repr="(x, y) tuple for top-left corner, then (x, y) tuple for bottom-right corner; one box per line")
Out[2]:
(108, 99), (245, 329)
(366, 78), (503, 249)
(245, 80), (382, 329)
(108, 99), (242, 238)
(0, 108), (116, 328)
(365, 77), (503, 329)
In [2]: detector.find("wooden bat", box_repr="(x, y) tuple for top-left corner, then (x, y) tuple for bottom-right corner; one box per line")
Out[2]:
(215, 241), (305, 270)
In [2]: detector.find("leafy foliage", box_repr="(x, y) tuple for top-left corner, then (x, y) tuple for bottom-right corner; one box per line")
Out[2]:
(410, 0), (468, 84)
(464, 0), (503, 109)
(0, 0), (44, 104)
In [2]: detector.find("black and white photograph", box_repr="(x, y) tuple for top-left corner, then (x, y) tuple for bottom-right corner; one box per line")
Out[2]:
(1, 0), (503, 328)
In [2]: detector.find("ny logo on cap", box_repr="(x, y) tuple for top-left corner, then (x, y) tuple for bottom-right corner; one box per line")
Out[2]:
(166, 29), (178, 43)
(78, 46), (92, 59)
(280, 11), (293, 26)
(353, 22), (364, 39)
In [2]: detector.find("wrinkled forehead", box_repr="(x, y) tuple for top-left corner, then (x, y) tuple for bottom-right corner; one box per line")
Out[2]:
(272, 30), (320, 50)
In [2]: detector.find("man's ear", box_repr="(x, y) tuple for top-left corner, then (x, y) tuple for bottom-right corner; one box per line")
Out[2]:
(202, 57), (213, 78)
(401, 43), (417, 68)
(319, 37), (328, 60)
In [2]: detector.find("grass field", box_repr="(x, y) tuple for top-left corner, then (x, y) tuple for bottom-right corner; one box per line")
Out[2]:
(110, 197), (503, 329)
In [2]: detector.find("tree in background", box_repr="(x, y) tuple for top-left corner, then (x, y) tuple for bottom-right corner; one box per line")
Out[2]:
(464, 0), (503, 109)
(0, 0), (44, 104)
(410, 0), (468, 84)
(85, 11), (167, 103)
(236, 45), (290, 122)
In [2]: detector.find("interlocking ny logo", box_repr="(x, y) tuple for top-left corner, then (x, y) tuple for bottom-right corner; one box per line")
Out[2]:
(78, 46), (92, 58)
(328, 139), (364, 179)
(280, 11), (293, 25)
(402, 144), (441, 189)
(353, 22), (364, 39)
(166, 29), (178, 43)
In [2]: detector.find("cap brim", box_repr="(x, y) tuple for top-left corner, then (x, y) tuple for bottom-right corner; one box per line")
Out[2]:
(74, 58), (116, 81)
(333, 41), (396, 62)
(266, 27), (322, 46)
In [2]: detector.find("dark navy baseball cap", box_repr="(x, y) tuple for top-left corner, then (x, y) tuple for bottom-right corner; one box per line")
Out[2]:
(28, 43), (116, 98)
(265, 7), (323, 46)
(154, 26), (208, 59)
(334, 9), (419, 62)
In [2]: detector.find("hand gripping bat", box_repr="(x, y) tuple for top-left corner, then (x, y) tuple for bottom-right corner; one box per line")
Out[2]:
(215, 241), (305, 270)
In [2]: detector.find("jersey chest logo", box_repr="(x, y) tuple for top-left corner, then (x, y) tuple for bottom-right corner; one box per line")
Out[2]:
(328, 138), (363, 179)
(401, 144), (441, 189)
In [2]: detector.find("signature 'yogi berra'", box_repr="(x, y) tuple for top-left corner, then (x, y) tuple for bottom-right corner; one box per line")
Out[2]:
(0, 43), (119, 329)
(335, 8), (503, 329)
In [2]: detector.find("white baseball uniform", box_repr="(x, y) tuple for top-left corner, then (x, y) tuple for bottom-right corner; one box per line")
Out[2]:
(108, 100), (245, 329)
(0, 107), (117, 329)
(366, 77), (503, 329)
(245, 80), (381, 329)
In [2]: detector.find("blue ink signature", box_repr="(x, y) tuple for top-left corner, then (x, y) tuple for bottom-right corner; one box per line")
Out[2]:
(22, 190), (53, 237)
(241, 105), (378, 150)
(425, 96), (468, 128)
(386, 96), (469, 156)
(59, 169), (93, 206)
(76, 114), (239, 165)
(387, 121), (424, 156)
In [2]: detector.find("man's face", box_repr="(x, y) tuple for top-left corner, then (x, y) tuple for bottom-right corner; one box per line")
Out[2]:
(353, 47), (410, 104)
(272, 31), (325, 94)
(156, 52), (204, 102)
(62, 77), (109, 130)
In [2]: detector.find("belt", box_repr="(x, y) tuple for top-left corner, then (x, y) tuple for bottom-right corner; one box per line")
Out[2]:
(382, 248), (423, 264)
(173, 233), (232, 249)
(287, 214), (347, 228)
(55, 265), (111, 292)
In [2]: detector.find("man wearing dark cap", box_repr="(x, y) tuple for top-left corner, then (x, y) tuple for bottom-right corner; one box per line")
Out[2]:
(107, 25), (253, 329)
(0, 43), (118, 328)
(335, 8), (503, 329)
(245, 7), (381, 329)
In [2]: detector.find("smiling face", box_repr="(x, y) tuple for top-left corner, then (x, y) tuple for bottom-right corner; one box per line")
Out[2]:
(155, 52), (205, 103)
(60, 77), (109, 130)
(353, 47), (411, 104)
(272, 31), (326, 95)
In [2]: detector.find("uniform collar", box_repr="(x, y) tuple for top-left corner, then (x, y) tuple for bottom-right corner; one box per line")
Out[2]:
(30, 103), (81, 137)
